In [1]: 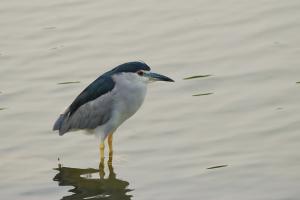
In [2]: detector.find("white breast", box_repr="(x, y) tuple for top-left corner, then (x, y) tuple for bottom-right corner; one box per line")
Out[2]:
(100, 73), (147, 136)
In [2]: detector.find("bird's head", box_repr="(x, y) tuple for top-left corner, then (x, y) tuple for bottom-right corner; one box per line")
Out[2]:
(112, 61), (174, 84)
(136, 69), (174, 83)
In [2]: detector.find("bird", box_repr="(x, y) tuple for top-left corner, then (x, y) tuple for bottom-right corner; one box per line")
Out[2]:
(53, 61), (174, 162)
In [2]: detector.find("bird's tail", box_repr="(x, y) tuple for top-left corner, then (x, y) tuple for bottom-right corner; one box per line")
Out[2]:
(53, 113), (69, 136)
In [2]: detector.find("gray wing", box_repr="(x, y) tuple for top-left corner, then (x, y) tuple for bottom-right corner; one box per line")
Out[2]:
(54, 91), (114, 135)
(53, 72), (116, 135)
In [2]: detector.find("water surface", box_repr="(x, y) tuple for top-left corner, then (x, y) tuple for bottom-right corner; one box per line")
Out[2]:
(1, 0), (300, 199)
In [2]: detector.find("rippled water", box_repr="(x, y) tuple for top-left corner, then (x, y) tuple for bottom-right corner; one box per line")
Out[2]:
(1, 0), (300, 199)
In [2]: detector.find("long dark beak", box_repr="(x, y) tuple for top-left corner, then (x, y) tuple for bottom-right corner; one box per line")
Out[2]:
(146, 72), (175, 82)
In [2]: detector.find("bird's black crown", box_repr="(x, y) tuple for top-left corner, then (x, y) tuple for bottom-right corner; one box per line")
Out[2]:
(111, 61), (151, 74)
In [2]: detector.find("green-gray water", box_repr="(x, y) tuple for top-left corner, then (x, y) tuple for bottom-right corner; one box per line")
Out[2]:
(1, 0), (300, 199)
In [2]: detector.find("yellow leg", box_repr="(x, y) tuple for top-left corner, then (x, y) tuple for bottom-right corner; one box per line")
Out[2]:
(107, 133), (113, 166)
(100, 141), (105, 162)
(108, 133), (113, 155)
(99, 141), (105, 178)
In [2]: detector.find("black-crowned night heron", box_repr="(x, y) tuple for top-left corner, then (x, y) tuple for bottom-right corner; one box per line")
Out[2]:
(53, 61), (174, 161)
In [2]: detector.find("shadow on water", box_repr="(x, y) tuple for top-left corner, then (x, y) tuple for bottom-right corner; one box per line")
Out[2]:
(57, 81), (81, 85)
(53, 157), (133, 200)
(192, 92), (213, 97)
(183, 74), (212, 80)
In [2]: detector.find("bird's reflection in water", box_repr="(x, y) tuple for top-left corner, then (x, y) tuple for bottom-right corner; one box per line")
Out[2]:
(53, 155), (132, 200)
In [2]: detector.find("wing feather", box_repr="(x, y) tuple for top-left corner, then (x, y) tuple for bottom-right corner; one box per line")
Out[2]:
(58, 92), (113, 135)
(69, 74), (115, 116)
(53, 74), (115, 135)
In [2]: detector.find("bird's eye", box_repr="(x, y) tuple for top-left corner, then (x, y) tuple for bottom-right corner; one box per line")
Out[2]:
(137, 71), (144, 76)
